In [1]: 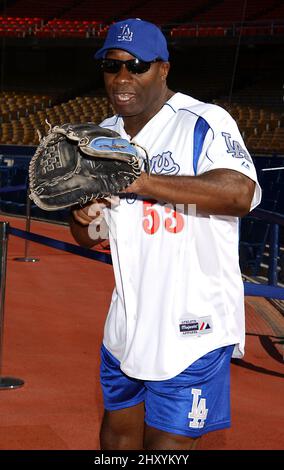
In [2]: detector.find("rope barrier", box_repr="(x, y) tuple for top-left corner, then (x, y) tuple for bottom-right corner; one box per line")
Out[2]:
(8, 224), (284, 298)
(9, 226), (112, 265)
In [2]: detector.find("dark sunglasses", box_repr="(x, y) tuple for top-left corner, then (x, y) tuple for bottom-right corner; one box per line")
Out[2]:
(99, 58), (160, 74)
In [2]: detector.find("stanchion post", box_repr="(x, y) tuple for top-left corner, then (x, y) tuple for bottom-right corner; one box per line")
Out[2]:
(268, 223), (279, 287)
(14, 189), (39, 263)
(0, 221), (24, 389)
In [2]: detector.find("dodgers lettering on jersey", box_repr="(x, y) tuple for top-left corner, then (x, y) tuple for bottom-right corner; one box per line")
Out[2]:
(99, 92), (261, 381)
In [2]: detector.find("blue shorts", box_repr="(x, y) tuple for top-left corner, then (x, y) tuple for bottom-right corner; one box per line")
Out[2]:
(100, 344), (234, 437)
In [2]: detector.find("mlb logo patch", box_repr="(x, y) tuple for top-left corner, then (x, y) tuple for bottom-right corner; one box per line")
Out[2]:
(199, 321), (211, 332)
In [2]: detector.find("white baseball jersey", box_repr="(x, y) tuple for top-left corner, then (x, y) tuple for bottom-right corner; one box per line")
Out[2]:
(99, 92), (261, 381)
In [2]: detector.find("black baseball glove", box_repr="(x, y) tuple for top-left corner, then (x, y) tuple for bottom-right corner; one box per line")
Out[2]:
(29, 122), (149, 210)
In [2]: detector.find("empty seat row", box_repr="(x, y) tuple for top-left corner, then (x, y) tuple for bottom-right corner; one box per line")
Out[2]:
(0, 95), (112, 146)
(171, 23), (283, 38)
(0, 92), (57, 123)
(0, 11), (283, 38)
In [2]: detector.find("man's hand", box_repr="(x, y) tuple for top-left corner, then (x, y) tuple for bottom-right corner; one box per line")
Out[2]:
(72, 199), (108, 226)
(70, 197), (120, 248)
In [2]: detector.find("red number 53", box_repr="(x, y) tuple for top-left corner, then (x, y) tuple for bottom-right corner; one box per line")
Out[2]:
(142, 200), (184, 235)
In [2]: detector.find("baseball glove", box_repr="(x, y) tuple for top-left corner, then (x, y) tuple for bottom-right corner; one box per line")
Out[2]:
(29, 122), (149, 211)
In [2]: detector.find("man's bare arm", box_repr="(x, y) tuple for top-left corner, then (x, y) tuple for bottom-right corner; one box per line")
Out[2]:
(125, 169), (256, 216)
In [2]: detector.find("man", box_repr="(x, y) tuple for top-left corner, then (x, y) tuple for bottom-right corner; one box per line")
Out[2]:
(70, 19), (261, 450)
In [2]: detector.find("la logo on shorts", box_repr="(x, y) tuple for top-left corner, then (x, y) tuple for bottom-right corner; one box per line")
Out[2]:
(188, 388), (208, 429)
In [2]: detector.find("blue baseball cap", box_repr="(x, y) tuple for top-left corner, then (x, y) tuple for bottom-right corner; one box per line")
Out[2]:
(95, 18), (169, 62)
